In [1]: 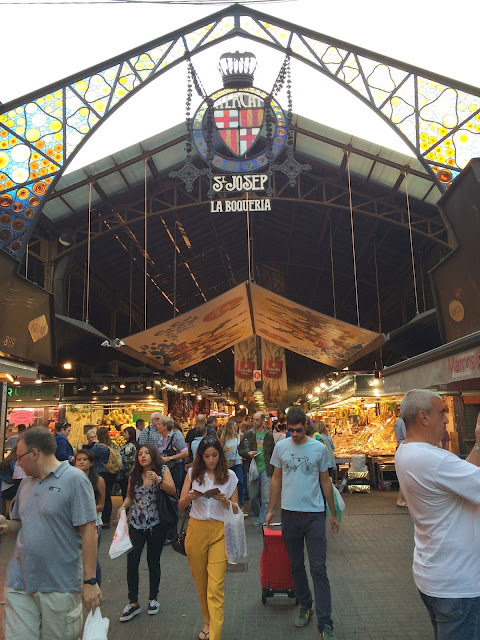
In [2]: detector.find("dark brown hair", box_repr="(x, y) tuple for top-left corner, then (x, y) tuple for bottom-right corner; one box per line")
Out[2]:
(123, 426), (137, 444)
(75, 449), (101, 501)
(96, 426), (112, 447)
(191, 436), (229, 486)
(128, 444), (163, 498)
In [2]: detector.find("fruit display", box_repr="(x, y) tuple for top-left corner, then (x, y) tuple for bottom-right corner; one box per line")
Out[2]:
(66, 406), (104, 446)
(109, 431), (126, 448)
(105, 408), (133, 427)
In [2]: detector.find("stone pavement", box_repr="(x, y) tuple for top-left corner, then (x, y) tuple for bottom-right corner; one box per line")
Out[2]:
(0, 491), (433, 640)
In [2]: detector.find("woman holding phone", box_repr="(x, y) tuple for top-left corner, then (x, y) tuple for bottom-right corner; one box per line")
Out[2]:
(179, 436), (239, 640)
(117, 444), (176, 622)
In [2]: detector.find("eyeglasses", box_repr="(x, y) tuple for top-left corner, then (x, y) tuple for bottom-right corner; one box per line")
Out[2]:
(16, 449), (33, 462)
(202, 437), (218, 445)
(287, 427), (304, 434)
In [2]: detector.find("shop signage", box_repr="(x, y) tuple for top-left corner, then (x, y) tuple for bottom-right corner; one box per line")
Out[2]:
(384, 346), (480, 393)
(253, 369), (262, 381)
(7, 384), (60, 399)
(63, 382), (157, 398)
(9, 409), (35, 425)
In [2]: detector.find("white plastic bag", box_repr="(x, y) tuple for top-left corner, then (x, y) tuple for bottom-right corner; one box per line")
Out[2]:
(248, 457), (259, 482)
(224, 502), (247, 564)
(82, 607), (109, 640)
(333, 484), (345, 512)
(109, 510), (132, 559)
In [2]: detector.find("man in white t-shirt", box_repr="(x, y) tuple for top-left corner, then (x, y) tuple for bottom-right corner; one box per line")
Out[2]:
(395, 389), (480, 640)
(265, 407), (339, 640)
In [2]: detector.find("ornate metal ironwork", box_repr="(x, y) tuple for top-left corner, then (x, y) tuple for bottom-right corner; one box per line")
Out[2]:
(1, 3), (479, 260)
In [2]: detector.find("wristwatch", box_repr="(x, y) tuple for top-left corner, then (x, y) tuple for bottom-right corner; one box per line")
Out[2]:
(83, 578), (98, 585)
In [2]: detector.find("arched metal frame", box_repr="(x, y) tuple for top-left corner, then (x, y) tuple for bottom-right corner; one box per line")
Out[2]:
(1, 3), (479, 261)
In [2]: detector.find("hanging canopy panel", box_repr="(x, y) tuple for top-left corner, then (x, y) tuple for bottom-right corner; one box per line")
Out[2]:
(122, 283), (252, 372)
(249, 283), (385, 369)
(122, 281), (385, 372)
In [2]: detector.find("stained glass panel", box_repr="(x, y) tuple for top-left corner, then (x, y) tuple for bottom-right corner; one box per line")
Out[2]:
(1, 4), (480, 258)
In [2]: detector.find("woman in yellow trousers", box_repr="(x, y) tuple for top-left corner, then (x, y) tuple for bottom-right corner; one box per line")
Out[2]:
(179, 436), (239, 640)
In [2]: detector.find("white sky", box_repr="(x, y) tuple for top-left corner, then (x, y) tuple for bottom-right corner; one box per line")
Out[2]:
(2, 0), (478, 174)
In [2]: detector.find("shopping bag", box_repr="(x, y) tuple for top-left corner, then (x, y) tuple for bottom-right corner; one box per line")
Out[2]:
(82, 607), (109, 640)
(224, 502), (247, 564)
(109, 510), (132, 559)
(326, 483), (346, 522)
(248, 457), (259, 482)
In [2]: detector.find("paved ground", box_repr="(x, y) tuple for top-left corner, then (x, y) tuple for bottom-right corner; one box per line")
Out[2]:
(0, 490), (433, 640)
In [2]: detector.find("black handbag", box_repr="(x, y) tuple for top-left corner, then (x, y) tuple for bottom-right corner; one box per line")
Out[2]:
(163, 433), (180, 469)
(157, 483), (179, 529)
(171, 509), (189, 556)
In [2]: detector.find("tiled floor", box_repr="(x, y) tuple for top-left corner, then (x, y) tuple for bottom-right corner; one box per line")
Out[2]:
(0, 490), (433, 639)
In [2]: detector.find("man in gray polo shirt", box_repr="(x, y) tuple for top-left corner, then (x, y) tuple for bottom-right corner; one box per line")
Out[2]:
(0, 426), (102, 640)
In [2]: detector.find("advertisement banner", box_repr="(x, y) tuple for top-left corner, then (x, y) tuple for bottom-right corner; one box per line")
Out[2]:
(261, 338), (287, 403)
(234, 336), (257, 399)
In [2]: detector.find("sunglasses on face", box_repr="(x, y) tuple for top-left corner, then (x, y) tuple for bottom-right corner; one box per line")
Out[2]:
(287, 426), (305, 434)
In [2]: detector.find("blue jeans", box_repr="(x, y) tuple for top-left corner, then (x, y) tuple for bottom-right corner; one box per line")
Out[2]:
(419, 591), (480, 640)
(231, 464), (244, 507)
(249, 469), (271, 524)
(282, 510), (333, 630)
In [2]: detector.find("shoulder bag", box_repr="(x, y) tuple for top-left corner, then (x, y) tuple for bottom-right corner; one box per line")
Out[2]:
(171, 508), (189, 556)
(157, 466), (179, 528)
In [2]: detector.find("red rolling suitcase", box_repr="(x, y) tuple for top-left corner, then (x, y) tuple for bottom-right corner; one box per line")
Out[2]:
(260, 524), (297, 605)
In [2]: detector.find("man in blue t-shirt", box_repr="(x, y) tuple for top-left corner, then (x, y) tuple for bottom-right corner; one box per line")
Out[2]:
(266, 407), (339, 640)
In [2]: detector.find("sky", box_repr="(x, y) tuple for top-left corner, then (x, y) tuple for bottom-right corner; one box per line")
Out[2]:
(2, 0), (478, 174)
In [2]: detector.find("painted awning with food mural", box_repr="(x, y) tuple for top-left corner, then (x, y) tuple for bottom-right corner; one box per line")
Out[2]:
(121, 282), (385, 371)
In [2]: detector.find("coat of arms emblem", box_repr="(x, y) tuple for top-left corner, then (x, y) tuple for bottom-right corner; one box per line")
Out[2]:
(192, 53), (287, 173)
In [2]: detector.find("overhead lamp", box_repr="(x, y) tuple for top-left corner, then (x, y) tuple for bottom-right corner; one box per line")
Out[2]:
(307, 394), (313, 399)
(102, 385), (109, 391)
(5, 373), (15, 383)
(239, 404), (244, 409)
(321, 382), (327, 389)
(145, 385), (152, 390)
(154, 380), (161, 386)
(35, 377), (42, 384)
(197, 395), (202, 400)
(314, 386), (321, 393)
(13, 378), (20, 385)
(119, 384), (126, 389)
(62, 362), (72, 370)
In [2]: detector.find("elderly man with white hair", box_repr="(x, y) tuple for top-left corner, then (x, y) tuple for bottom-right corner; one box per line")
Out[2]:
(137, 412), (163, 447)
(395, 389), (480, 640)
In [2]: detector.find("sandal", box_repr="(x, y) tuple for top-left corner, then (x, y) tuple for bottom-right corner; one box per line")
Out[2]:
(198, 632), (210, 640)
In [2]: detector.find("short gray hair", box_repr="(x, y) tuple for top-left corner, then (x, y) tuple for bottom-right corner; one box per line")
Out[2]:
(151, 411), (162, 421)
(159, 415), (174, 430)
(401, 389), (441, 427)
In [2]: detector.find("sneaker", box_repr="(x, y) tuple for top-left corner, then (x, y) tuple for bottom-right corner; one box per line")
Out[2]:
(319, 624), (336, 639)
(120, 604), (141, 622)
(294, 605), (313, 628)
(147, 599), (160, 615)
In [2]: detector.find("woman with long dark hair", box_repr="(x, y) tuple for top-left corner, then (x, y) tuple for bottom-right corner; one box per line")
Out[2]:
(75, 449), (105, 585)
(179, 437), (239, 640)
(95, 426), (117, 528)
(117, 444), (176, 622)
(119, 426), (137, 500)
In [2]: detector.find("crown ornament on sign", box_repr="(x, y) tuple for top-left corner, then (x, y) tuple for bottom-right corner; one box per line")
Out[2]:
(218, 51), (257, 88)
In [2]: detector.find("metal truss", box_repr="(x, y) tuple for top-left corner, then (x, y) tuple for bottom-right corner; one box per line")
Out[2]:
(1, 3), (478, 261)
(51, 167), (448, 261)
